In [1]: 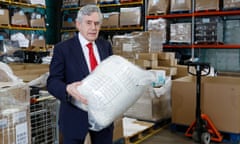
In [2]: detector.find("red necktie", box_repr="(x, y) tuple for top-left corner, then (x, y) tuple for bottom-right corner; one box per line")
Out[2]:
(87, 42), (98, 71)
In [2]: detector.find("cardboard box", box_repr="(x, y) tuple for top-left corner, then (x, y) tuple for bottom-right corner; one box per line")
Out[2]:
(11, 13), (29, 26)
(0, 104), (31, 144)
(171, 76), (198, 125)
(0, 9), (9, 25)
(195, 0), (219, 11)
(101, 12), (119, 28)
(31, 39), (46, 48)
(170, 23), (191, 43)
(170, 0), (191, 12)
(148, 0), (169, 15)
(8, 63), (49, 82)
(80, 0), (97, 6)
(172, 75), (240, 133)
(136, 52), (158, 61)
(224, 0), (240, 9)
(202, 76), (240, 133)
(120, 7), (141, 26)
(30, 18), (45, 27)
(62, 21), (75, 28)
(0, 82), (30, 104)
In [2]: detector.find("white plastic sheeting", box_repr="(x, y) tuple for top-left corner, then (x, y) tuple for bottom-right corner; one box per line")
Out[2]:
(73, 55), (154, 131)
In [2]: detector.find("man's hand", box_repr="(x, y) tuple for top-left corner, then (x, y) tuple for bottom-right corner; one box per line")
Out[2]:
(66, 81), (88, 104)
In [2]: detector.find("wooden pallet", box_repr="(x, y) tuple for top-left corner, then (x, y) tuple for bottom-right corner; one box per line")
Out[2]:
(123, 117), (170, 144)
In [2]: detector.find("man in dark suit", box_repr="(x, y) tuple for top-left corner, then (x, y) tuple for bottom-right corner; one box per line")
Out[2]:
(47, 4), (113, 144)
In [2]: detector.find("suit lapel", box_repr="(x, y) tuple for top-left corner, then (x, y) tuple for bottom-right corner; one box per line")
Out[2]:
(72, 36), (90, 75)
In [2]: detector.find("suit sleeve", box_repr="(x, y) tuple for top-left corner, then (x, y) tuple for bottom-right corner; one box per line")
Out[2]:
(47, 43), (68, 102)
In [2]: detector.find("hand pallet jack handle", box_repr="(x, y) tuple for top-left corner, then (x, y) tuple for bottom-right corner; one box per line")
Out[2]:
(187, 62), (210, 120)
(185, 62), (223, 143)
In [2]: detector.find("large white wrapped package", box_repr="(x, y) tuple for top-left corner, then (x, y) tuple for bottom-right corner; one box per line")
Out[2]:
(73, 55), (154, 131)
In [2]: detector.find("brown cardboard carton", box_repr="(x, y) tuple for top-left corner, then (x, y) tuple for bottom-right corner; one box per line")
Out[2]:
(0, 9), (9, 25)
(120, 7), (141, 26)
(0, 82), (30, 104)
(148, 0), (169, 15)
(30, 18), (45, 27)
(224, 0), (240, 9)
(171, 76), (198, 125)
(172, 64), (189, 80)
(202, 76), (240, 133)
(80, 0), (97, 6)
(195, 0), (219, 11)
(0, 106), (31, 144)
(31, 39), (46, 48)
(11, 13), (29, 26)
(170, 0), (191, 12)
(101, 12), (119, 28)
(62, 21), (75, 28)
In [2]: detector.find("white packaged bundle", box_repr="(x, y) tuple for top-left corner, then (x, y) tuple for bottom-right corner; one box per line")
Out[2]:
(73, 55), (154, 131)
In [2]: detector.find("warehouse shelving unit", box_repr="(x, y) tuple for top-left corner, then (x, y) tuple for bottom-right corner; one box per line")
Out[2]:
(145, 0), (240, 71)
(60, 0), (146, 40)
(0, 0), (47, 40)
(146, 10), (240, 49)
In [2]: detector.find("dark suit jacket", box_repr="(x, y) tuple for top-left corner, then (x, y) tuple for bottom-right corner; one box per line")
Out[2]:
(47, 35), (113, 139)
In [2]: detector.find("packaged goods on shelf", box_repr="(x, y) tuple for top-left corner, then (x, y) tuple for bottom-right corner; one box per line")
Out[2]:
(170, 23), (191, 44)
(112, 32), (149, 58)
(195, 0), (219, 11)
(147, 18), (167, 52)
(30, 12), (45, 28)
(147, 0), (169, 15)
(120, 7), (141, 26)
(61, 32), (76, 41)
(224, 20), (240, 44)
(194, 17), (223, 44)
(148, 31), (165, 52)
(99, 0), (119, 4)
(170, 0), (191, 12)
(10, 32), (30, 48)
(62, 11), (77, 28)
(29, 0), (46, 6)
(0, 9), (9, 26)
(11, 10), (29, 27)
(223, 0), (240, 10)
(62, 0), (79, 8)
(79, 0), (97, 6)
(101, 12), (119, 28)
(147, 18), (166, 31)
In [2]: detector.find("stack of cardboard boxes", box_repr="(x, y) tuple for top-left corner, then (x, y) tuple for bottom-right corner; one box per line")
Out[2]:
(0, 82), (31, 144)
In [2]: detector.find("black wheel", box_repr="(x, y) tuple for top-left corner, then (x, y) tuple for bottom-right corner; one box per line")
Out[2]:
(201, 132), (211, 144)
(192, 131), (200, 142)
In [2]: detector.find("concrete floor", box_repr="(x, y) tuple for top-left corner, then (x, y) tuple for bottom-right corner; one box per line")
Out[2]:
(140, 125), (229, 144)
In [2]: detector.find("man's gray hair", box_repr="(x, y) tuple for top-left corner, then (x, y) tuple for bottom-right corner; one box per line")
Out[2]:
(76, 4), (103, 23)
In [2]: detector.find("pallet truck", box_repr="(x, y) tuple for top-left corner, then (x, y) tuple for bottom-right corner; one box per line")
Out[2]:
(185, 62), (223, 144)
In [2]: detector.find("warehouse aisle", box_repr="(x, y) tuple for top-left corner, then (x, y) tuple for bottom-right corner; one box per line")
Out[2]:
(140, 125), (228, 144)
(140, 124), (197, 144)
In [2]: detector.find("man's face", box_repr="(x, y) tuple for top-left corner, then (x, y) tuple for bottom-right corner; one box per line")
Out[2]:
(76, 12), (101, 42)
